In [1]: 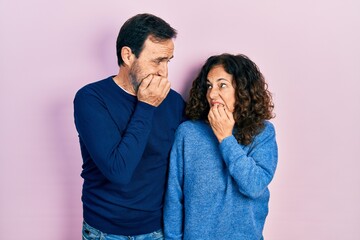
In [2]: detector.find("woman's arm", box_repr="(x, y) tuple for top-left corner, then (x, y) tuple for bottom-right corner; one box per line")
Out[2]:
(163, 128), (185, 239)
(220, 122), (278, 199)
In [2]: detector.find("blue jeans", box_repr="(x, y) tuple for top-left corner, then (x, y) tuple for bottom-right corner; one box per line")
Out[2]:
(82, 221), (164, 240)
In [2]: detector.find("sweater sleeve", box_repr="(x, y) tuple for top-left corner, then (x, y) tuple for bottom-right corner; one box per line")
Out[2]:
(74, 88), (155, 185)
(219, 122), (278, 199)
(164, 127), (184, 240)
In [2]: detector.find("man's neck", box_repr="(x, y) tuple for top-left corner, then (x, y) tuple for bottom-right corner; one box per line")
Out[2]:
(113, 75), (136, 96)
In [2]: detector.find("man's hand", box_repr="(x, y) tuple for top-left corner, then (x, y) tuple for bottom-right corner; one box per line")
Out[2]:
(137, 74), (171, 107)
(208, 104), (235, 143)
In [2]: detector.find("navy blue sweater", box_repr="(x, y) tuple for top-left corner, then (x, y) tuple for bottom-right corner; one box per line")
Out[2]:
(73, 76), (185, 235)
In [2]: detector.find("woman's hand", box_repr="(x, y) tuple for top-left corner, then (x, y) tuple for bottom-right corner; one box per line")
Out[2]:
(208, 104), (235, 143)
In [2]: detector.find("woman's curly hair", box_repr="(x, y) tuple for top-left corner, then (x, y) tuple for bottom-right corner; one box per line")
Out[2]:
(186, 53), (275, 145)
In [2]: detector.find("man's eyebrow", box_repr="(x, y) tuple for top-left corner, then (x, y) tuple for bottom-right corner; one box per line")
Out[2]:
(156, 55), (174, 61)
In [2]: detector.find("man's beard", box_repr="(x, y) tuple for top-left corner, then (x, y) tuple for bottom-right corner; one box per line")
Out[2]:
(129, 60), (143, 93)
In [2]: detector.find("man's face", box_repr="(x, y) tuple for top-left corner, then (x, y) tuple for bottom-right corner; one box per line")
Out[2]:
(129, 36), (174, 92)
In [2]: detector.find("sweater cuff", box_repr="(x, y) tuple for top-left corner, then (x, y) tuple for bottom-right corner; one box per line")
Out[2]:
(135, 101), (156, 118)
(219, 135), (246, 166)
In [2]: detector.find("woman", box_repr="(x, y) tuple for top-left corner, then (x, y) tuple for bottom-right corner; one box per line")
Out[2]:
(164, 53), (278, 239)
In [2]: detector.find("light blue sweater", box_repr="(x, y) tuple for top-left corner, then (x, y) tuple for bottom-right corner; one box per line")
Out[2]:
(164, 120), (278, 240)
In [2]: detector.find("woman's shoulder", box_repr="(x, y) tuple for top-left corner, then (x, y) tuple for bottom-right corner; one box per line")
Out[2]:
(176, 120), (209, 135)
(264, 120), (275, 132)
(254, 120), (276, 142)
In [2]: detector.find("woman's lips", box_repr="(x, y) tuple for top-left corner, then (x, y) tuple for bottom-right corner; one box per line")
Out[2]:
(210, 101), (223, 106)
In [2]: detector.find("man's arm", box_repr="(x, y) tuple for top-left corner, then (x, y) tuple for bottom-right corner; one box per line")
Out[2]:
(74, 88), (156, 185)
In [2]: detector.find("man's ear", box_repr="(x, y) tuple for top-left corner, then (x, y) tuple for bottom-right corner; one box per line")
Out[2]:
(121, 46), (135, 66)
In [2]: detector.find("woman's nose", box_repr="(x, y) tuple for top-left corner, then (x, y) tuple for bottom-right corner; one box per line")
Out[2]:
(209, 87), (219, 99)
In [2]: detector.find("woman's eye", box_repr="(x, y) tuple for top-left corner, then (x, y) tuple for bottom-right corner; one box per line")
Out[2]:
(220, 83), (227, 88)
(207, 84), (212, 89)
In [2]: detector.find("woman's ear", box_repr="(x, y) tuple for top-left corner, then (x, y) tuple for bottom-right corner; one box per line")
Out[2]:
(121, 46), (135, 66)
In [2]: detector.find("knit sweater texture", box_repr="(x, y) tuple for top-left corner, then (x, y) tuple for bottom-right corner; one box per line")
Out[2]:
(164, 120), (278, 240)
(73, 76), (185, 235)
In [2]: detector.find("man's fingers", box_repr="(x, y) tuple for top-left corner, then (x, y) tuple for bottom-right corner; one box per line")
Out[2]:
(143, 75), (167, 89)
(162, 81), (171, 97)
(138, 74), (153, 90)
(137, 75), (171, 107)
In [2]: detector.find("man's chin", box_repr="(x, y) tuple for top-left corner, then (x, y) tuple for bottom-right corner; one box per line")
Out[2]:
(131, 82), (140, 93)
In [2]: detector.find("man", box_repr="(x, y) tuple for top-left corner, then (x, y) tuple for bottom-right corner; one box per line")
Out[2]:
(74, 13), (185, 240)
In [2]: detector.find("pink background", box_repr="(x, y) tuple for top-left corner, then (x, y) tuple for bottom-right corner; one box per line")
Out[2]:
(1, 0), (360, 239)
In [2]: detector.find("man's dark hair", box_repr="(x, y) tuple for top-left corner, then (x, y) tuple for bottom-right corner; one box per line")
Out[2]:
(116, 13), (177, 66)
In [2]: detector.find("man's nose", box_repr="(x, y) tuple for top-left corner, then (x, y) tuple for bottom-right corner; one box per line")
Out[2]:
(157, 62), (168, 77)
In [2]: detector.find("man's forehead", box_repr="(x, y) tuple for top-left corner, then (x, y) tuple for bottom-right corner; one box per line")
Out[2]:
(142, 37), (174, 57)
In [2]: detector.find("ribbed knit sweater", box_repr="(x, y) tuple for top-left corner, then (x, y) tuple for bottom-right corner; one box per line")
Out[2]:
(164, 120), (278, 240)
(73, 76), (185, 235)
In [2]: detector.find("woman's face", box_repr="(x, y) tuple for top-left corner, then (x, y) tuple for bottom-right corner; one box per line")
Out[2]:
(206, 65), (236, 112)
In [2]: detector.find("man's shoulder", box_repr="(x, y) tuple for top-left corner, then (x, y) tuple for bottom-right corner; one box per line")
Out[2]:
(167, 89), (184, 102)
(79, 76), (113, 91)
(161, 89), (185, 114)
(75, 76), (114, 97)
